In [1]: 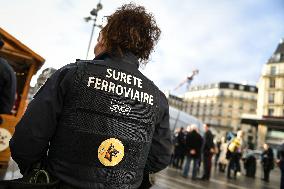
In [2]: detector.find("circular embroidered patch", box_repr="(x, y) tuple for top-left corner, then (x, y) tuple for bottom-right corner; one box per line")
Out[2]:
(98, 138), (124, 166)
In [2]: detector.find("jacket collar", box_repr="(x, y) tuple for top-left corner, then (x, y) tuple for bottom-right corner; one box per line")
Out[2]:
(94, 52), (139, 69)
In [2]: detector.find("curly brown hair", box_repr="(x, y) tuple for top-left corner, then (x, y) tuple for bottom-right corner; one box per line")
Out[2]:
(101, 3), (161, 65)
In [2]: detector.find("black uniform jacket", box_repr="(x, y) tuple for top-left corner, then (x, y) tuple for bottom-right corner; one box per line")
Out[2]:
(9, 53), (171, 188)
(203, 130), (214, 155)
(261, 148), (274, 170)
(185, 130), (203, 158)
(0, 58), (16, 114)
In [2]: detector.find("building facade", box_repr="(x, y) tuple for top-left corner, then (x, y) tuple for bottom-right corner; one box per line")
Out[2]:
(255, 39), (284, 147)
(164, 91), (186, 110)
(257, 39), (284, 117)
(28, 68), (57, 101)
(183, 82), (258, 137)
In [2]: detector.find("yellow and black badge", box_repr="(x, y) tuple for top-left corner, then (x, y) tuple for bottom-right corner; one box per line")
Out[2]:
(98, 138), (124, 166)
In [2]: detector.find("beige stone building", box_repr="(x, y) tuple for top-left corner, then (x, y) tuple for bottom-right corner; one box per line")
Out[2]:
(182, 82), (258, 137)
(257, 39), (284, 117)
(164, 91), (186, 110)
(242, 39), (284, 147)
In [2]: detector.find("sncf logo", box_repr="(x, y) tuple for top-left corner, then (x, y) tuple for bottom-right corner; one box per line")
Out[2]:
(110, 99), (131, 115)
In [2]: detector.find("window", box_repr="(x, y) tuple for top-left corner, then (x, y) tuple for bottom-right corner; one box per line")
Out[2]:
(274, 53), (281, 62)
(239, 103), (243, 110)
(208, 109), (212, 116)
(268, 93), (275, 103)
(250, 87), (256, 92)
(227, 111), (232, 117)
(268, 108), (274, 116)
(195, 108), (199, 115)
(217, 119), (221, 125)
(226, 120), (231, 127)
(281, 53), (284, 61)
(250, 105), (255, 112)
(270, 66), (276, 75)
(239, 85), (245, 90)
(269, 78), (275, 88)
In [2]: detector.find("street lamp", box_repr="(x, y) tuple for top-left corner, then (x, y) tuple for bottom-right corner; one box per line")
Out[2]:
(84, 0), (103, 59)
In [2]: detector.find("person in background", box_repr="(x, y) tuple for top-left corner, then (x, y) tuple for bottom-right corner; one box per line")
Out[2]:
(261, 143), (274, 182)
(170, 128), (179, 167)
(182, 124), (203, 180)
(214, 138), (221, 168)
(173, 127), (186, 169)
(201, 123), (215, 180)
(0, 36), (16, 114)
(227, 130), (244, 179)
(243, 145), (256, 178)
(277, 142), (284, 189)
(218, 136), (228, 173)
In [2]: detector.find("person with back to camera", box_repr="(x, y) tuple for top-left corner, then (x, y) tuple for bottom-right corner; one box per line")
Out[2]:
(201, 123), (215, 180)
(9, 3), (172, 189)
(277, 141), (284, 189)
(227, 130), (244, 180)
(173, 127), (186, 169)
(0, 36), (16, 115)
(182, 124), (203, 180)
(261, 143), (274, 182)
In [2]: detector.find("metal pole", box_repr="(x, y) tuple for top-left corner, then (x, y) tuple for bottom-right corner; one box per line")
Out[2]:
(173, 110), (181, 132)
(84, 0), (103, 59)
(86, 22), (96, 59)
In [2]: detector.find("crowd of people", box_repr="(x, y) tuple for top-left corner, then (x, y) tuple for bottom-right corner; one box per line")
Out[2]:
(172, 124), (215, 180)
(171, 124), (284, 188)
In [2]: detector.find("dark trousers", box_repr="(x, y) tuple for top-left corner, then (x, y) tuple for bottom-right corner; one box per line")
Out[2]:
(227, 158), (240, 179)
(183, 156), (200, 179)
(281, 169), (284, 189)
(280, 160), (284, 189)
(244, 156), (256, 178)
(173, 154), (185, 169)
(263, 166), (271, 182)
(202, 153), (213, 179)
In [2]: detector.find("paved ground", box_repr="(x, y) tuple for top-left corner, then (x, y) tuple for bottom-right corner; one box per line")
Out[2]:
(151, 166), (280, 189)
(0, 159), (281, 189)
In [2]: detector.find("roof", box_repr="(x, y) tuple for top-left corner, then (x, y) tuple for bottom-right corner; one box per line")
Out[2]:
(268, 39), (284, 64)
(0, 27), (45, 73)
(188, 81), (258, 93)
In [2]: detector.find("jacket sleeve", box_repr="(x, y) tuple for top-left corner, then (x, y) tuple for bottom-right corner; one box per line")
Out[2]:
(144, 92), (172, 173)
(9, 64), (77, 174)
(204, 132), (215, 150)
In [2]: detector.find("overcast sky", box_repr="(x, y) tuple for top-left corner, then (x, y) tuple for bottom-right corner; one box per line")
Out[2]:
(1, 0), (284, 94)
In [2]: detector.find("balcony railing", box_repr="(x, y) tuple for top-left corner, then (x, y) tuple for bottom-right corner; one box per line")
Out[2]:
(263, 69), (284, 76)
